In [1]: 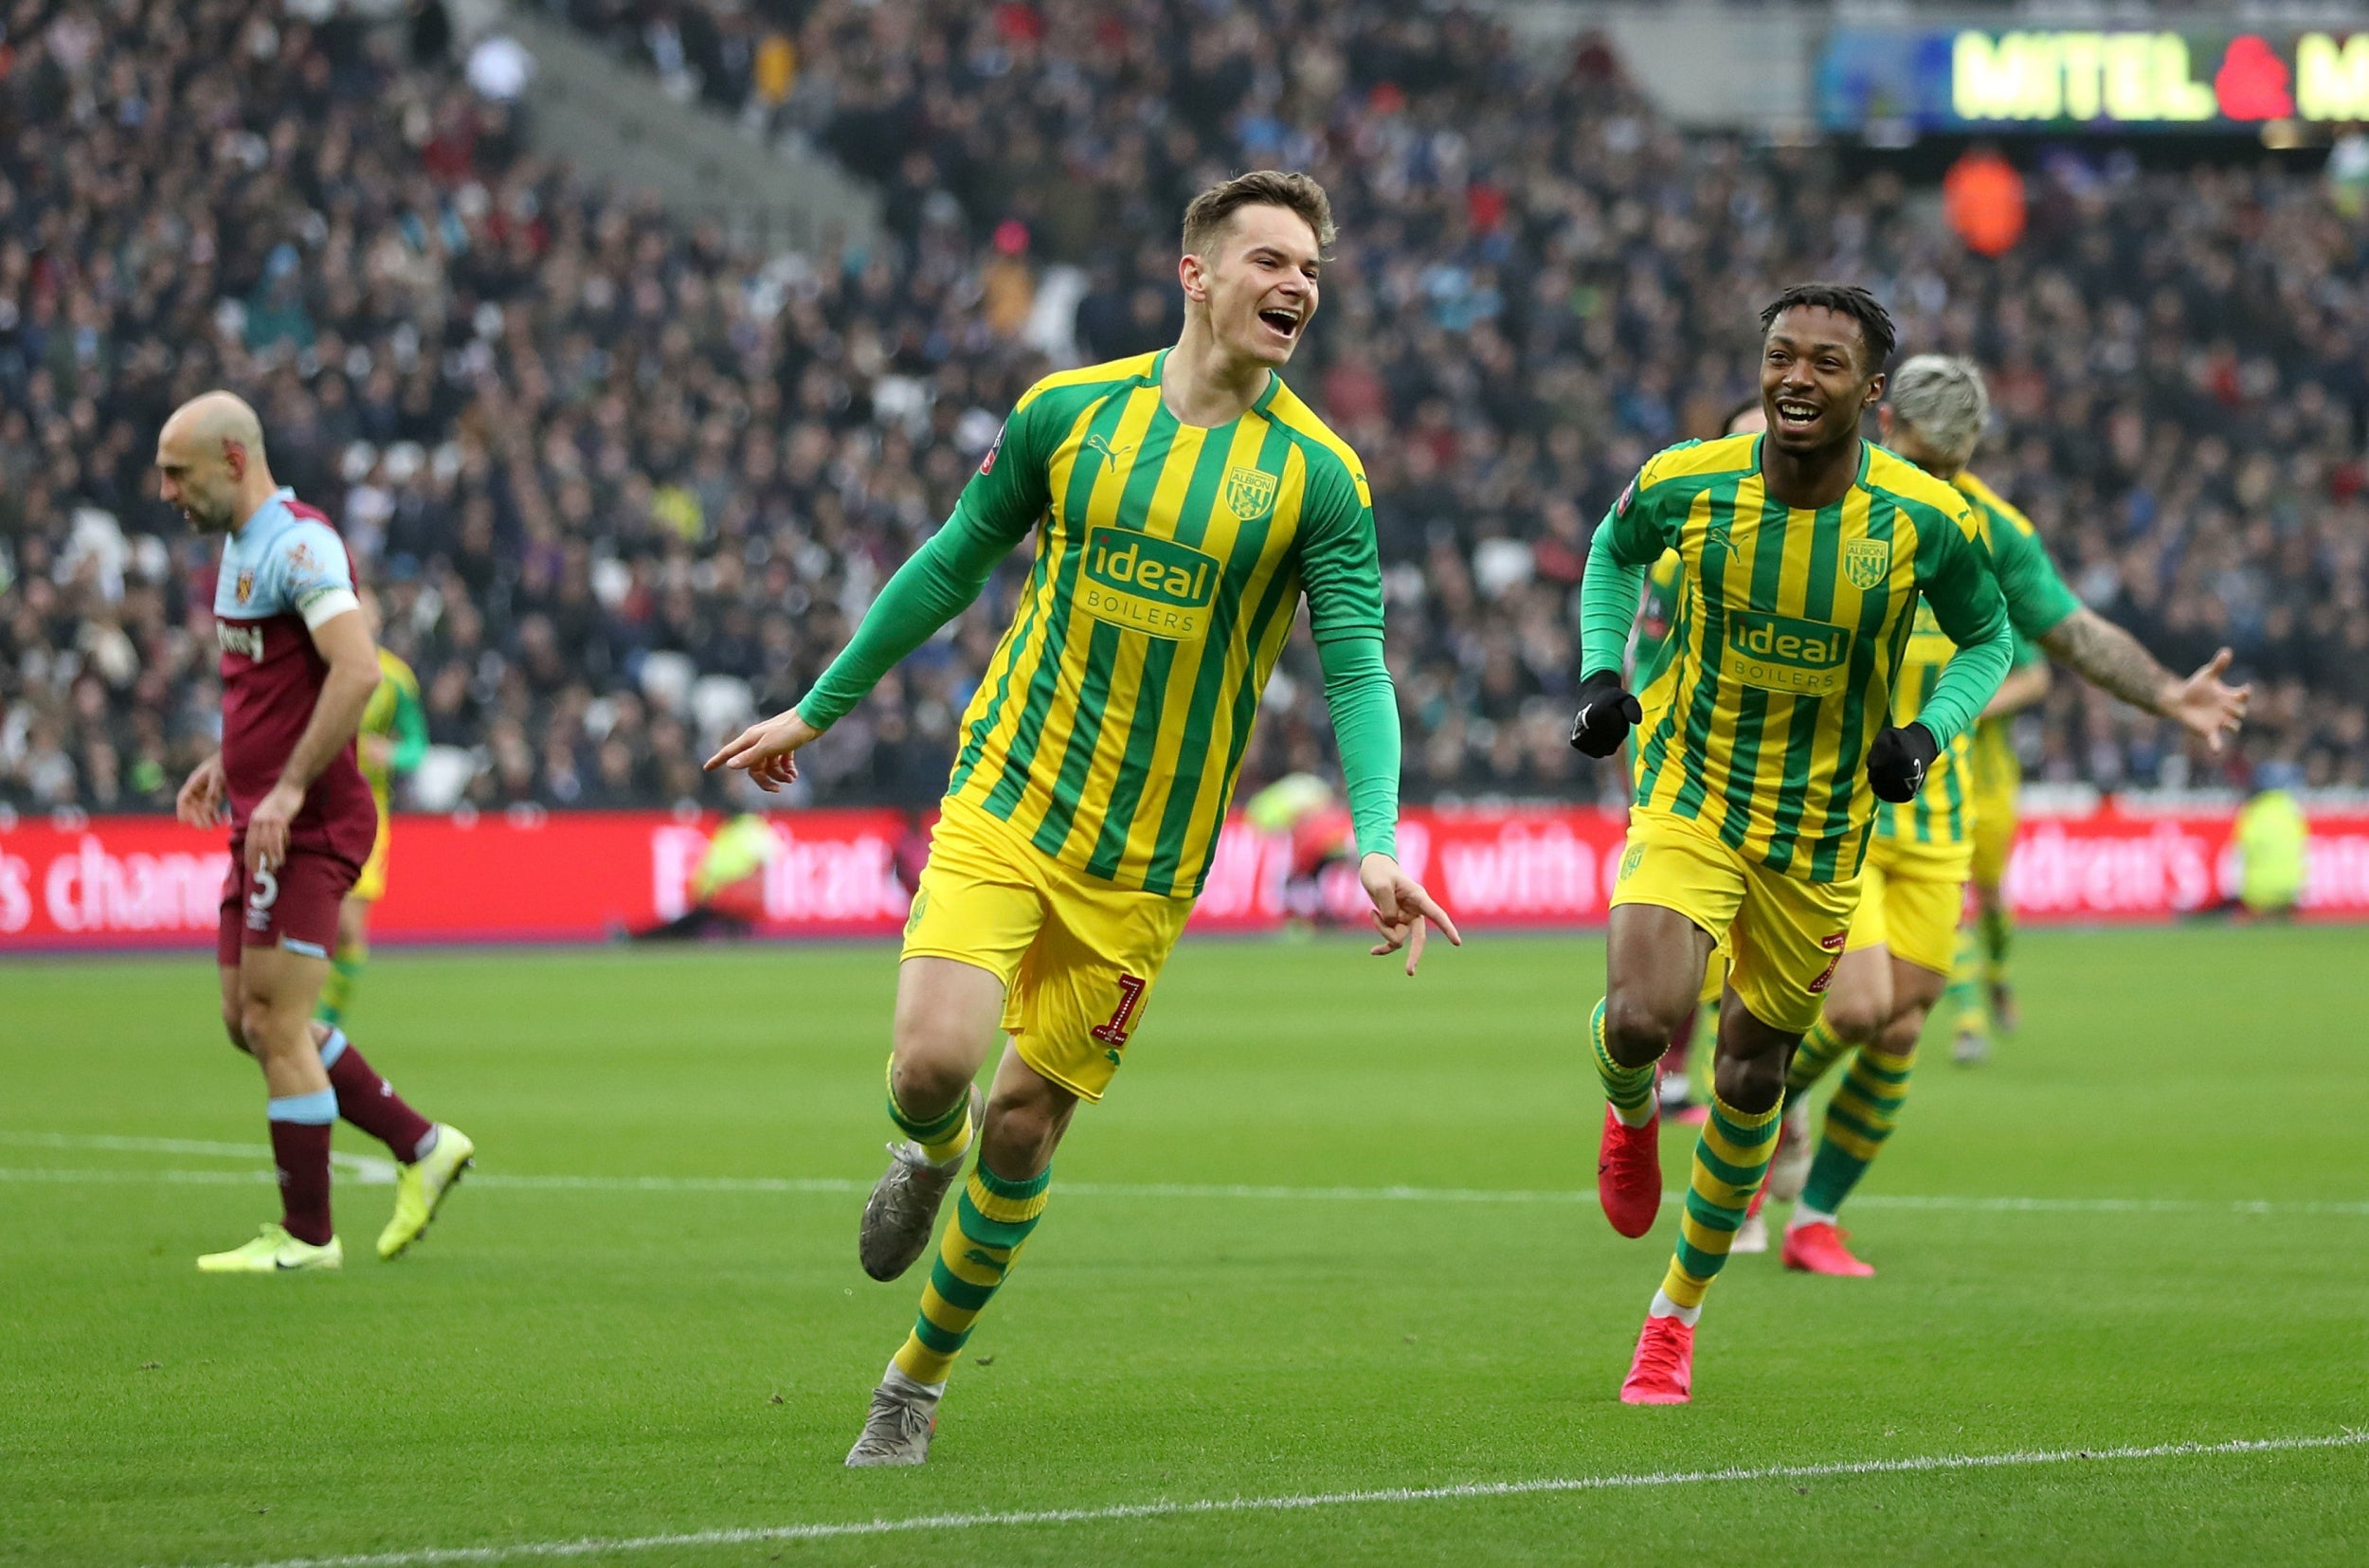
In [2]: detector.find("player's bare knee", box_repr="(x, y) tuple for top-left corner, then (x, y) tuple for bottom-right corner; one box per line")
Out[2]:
(1823, 992), (1888, 1044)
(237, 998), (279, 1051)
(1712, 1049), (1785, 1116)
(222, 1009), (251, 1054)
(1877, 1009), (1926, 1061)
(980, 1095), (1065, 1180)
(888, 1051), (973, 1121)
(1602, 988), (1684, 1066)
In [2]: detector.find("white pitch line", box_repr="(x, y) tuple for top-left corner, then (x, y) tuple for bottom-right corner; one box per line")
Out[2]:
(4, 1134), (2367, 1217)
(172, 1430), (2369, 1568)
(0, 1131), (398, 1182)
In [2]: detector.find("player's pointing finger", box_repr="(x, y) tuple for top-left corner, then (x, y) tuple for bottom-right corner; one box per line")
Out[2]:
(705, 727), (759, 771)
(1409, 886), (1462, 947)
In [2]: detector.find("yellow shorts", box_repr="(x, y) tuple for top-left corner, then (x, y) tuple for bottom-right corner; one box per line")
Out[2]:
(1844, 835), (1970, 976)
(1611, 810), (1859, 1036)
(351, 802), (391, 903)
(1968, 783), (2016, 889)
(902, 796), (1195, 1103)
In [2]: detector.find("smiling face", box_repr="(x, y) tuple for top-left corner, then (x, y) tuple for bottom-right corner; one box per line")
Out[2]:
(1183, 203), (1322, 370)
(1760, 305), (1885, 458)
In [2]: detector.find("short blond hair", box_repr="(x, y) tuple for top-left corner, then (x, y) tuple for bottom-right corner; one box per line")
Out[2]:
(1181, 171), (1336, 260)
(1890, 354), (1992, 461)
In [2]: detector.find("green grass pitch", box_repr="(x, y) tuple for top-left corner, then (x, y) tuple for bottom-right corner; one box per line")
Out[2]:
(3, 926), (2365, 1566)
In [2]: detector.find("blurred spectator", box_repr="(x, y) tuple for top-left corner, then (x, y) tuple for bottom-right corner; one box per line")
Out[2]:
(4, 0), (2366, 821)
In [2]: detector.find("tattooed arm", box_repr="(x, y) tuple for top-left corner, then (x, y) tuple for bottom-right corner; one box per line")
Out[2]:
(2034, 608), (2251, 753)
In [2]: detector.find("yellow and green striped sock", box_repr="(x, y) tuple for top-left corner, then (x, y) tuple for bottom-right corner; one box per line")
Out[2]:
(313, 943), (366, 1028)
(1659, 1090), (1783, 1311)
(1784, 1016), (1852, 1097)
(886, 1057), (975, 1165)
(1944, 923), (1988, 1036)
(1591, 999), (1656, 1126)
(1799, 1041), (1916, 1216)
(891, 1160), (1050, 1386)
(1980, 904), (2013, 986)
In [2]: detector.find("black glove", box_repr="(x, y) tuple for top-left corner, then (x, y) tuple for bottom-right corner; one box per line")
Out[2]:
(1866, 722), (1939, 803)
(1569, 670), (1644, 759)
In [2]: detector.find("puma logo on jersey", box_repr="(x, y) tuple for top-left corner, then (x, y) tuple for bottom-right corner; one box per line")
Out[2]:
(1084, 433), (1134, 461)
(216, 622), (265, 660)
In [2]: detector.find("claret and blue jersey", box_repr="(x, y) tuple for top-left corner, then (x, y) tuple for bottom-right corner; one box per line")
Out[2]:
(211, 487), (374, 853)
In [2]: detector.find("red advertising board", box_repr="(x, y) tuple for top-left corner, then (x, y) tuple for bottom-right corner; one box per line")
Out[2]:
(3, 803), (2366, 951)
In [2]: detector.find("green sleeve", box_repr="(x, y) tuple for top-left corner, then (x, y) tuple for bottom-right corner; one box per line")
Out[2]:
(1295, 448), (1386, 646)
(1909, 502), (2014, 748)
(2009, 624), (2045, 672)
(1989, 511), (2083, 642)
(1580, 480), (1677, 679)
(388, 674), (428, 774)
(794, 397), (1053, 730)
(1315, 636), (1399, 861)
(1294, 443), (1396, 857)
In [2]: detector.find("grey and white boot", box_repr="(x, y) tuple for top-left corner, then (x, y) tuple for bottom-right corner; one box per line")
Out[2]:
(845, 1367), (942, 1467)
(859, 1086), (985, 1281)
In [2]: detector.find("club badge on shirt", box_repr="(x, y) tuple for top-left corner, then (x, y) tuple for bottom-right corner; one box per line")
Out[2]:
(1223, 465), (1277, 522)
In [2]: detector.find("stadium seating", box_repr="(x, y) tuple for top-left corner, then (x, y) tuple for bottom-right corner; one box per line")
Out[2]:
(2, 0), (2364, 818)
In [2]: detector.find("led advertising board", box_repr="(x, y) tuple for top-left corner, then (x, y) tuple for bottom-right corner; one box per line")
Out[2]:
(1819, 27), (2369, 134)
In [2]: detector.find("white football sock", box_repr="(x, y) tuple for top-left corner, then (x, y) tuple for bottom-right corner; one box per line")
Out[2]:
(1647, 1289), (1701, 1326)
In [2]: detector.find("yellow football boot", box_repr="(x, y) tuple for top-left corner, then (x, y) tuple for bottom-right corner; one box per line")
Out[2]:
(197, 1223), (343, 1273)
(377, 1124), (476, 1259)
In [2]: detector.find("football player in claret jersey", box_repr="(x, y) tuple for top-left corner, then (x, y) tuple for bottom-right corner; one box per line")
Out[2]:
(707, 172), (1457, 1465)
(161, 393), (474, 1273)
(1566, 286), (2013, 1403)
(1764, 356), (2250, 1275)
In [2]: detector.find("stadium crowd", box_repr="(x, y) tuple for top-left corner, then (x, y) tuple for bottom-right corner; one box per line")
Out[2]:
(4, 0), (2366, 818)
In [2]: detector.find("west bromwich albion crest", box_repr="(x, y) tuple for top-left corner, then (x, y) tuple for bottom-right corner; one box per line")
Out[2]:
(1842, 538), (1891, 591)
(1223, 465), (1277, 521)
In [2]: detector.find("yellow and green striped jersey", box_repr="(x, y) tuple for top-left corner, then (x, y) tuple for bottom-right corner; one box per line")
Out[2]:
(357, 646), (425, 808)
(1967, 709), (2022, 799)
(1873, 603), (1978, 846)
(1602, 433), (2007, 881)
(1633, 550), (1686, 691)
(1877, 469), (2079, 846)
(945, 351), (1384, 897)
(1629, 550), (1688, 791)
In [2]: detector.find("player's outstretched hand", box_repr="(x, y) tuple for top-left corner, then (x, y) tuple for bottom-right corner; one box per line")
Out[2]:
(1568, 670), (1643, 759)
(1866, 722), (1938, 803)
(245, 780), (304, 873)
(1360, 852), (1462, 978)
(176, 751), (228, 831)
(704, 707), (821, 792)
(2161, 647), (2251, 753)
